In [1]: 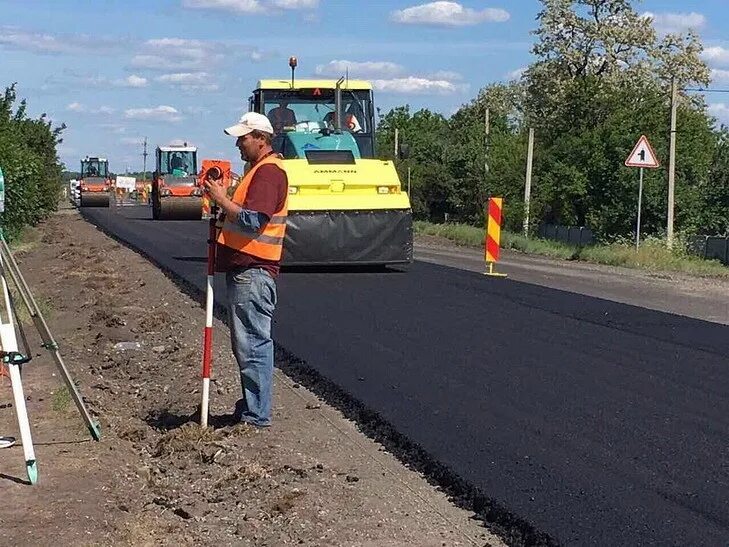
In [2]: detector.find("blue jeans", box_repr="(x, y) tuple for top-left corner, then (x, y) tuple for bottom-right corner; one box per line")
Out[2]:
(226, 268), (277, 427)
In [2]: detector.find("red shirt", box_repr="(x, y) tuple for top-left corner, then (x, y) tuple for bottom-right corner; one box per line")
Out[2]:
(216, 162), (288, 277)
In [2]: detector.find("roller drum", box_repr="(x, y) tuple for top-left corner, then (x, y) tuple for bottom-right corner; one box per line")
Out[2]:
(80, 192), (110, 208)
(158, 196), (202, 220)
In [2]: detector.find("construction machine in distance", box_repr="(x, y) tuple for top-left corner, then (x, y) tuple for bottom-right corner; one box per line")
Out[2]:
(79, 156), (111, 207)
(247, 58), (412, 266)
(151, 143), (204, 220)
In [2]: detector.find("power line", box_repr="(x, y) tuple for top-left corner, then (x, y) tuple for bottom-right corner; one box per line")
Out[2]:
(684, 87), (729, 94)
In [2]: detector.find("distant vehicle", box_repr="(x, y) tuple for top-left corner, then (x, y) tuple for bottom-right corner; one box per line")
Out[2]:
(69, 179), (80, 204)
(151, 143), (203, 220)
(79, 157), (111, 207)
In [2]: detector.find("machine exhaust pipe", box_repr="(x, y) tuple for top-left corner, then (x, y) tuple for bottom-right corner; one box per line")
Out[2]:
(335, 76), (345, 133)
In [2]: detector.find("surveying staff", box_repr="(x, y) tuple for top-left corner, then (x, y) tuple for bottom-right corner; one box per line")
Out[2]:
(203, 112), (288, 428)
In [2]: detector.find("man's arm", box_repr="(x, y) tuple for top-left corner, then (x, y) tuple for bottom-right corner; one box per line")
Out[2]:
(204, 164), (284, 236)
(212, 194), (269, 236)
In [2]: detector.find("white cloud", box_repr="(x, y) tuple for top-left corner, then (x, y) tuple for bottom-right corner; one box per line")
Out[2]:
(371, 76), (461, 95)
(66, 102), (115, 115)
(130, 37), (265, 72)
(120, 75), (148, 88)
(0, 26), (121, 55)
(702, 46), (729, 67)
(156, 72), (207, 84)
(710, 69), (729, 84)
(270, 0), (318, 8)
(642, 12), (706, 34)
(708, 103), (729, 125)
(426, 70), (463, 81)
(131, 38), (222, 71)
(506, 66), (526, 80)
(315, 60), (405, 79)
(124, 106), (183, 122)
(155, 72), (219, 91)
(182, 0), (263, 13)
(0, 27), (73, 54)
(182, 0), (318, 13)
(82, 74), (149, 88)
(391, 2), (510, 27)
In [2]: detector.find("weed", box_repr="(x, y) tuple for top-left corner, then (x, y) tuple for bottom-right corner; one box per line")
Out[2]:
(51, 386), (71, 412)
(414, 221), (729, 278)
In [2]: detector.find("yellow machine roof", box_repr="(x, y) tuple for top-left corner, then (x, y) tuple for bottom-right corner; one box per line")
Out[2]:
(256, 79), (373, 91)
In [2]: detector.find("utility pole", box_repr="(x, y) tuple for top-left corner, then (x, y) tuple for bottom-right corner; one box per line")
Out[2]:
(667, 78), (678, 249)
(394, 128), (399, 158)
(523, 127), (535, 237)
(142, 137), (148, 182)
(484, 108), (490, 180)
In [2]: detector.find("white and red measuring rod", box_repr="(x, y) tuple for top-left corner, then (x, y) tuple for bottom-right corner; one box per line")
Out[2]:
(200, 205), (218, 428)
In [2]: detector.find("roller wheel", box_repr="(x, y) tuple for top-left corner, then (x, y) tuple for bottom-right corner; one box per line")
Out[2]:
(158, 197), (202, 220)
(80, 192), (110, 208)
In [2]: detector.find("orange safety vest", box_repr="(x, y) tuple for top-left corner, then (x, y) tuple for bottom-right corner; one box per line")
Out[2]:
(217, 154), (288, 261)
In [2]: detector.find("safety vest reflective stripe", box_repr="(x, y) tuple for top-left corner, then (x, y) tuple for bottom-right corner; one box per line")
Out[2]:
(221, 218), (285, 245)
(217, 155), (288, 261)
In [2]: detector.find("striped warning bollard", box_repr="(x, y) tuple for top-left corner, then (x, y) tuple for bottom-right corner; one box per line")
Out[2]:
(484, 197), (507, 278)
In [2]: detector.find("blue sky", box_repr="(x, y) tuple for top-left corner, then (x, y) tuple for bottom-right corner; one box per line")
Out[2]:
(2, 0), (729, 172)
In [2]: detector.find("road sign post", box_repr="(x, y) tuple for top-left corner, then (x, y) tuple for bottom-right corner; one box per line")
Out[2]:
(625, 135), (660, 250)
(637, 168), (644, 252)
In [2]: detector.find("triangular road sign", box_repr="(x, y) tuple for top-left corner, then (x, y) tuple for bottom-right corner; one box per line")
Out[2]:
(625, 135), (660, 168)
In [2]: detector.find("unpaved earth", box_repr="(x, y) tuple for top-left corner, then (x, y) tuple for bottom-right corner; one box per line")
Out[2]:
(0, 207), (504, 547)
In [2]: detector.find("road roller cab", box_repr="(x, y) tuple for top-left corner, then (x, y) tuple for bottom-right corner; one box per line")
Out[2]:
(79, 156), (111, 207)
(151, 143), (203, 220)
(250, 60), (412, 266)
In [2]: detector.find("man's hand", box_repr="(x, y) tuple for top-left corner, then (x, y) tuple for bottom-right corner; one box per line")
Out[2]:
(203, 175), (242, 219)
(203, 176), (227, 204)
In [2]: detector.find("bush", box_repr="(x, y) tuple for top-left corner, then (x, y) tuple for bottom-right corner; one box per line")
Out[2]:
(414, 221), (729, 278)
(0, 84), (65, 239)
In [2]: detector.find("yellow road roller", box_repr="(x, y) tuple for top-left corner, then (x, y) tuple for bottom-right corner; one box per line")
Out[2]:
(248, 61), (412, 266)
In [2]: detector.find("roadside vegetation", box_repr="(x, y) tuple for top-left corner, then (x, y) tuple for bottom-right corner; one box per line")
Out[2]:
(0, 84), (65, 240)
(415, 221), (729, 278)
(378, 0), (729, 266)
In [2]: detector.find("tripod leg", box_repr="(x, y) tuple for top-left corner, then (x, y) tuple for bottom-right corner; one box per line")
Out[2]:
(0, 263), (37, 484)
(6, 357), (38, 484)
(0, 239), (101, 441)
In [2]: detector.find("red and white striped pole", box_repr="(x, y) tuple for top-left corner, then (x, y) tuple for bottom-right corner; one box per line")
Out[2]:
(200, 167), (221, 428)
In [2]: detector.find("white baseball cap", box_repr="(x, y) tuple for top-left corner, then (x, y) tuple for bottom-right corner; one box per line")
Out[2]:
(224, 112), (274, 137)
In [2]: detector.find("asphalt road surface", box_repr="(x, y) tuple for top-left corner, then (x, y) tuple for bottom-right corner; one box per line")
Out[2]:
(82, 205), (729, 546)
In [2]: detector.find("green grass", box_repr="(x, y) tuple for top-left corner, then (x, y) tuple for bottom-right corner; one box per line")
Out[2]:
(51, 386), (71, 412)
(8, 287), (53, 325)
(7, 225), (41, 254)
(414, 221), (729, 278)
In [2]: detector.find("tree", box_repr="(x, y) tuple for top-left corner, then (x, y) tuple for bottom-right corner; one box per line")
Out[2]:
(526, 0), (709, 128)
(0, 84), (65, 238)
(376, 106), (454, 220)
(375, 0), (725, 241)
(445, 83), (527, 227)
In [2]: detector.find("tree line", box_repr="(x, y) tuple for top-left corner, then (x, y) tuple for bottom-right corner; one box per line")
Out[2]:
(376, 0), (729, 240)
(0, 84), (65, 239)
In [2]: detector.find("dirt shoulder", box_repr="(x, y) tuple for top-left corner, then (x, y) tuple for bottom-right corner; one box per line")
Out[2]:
(0, 207), (503, 547)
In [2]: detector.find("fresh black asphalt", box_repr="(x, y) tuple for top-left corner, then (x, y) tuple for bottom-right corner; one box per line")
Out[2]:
(82, 205), (729, 546)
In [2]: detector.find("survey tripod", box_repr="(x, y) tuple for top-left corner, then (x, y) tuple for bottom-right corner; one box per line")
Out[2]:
(0, 171), (101, 485)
